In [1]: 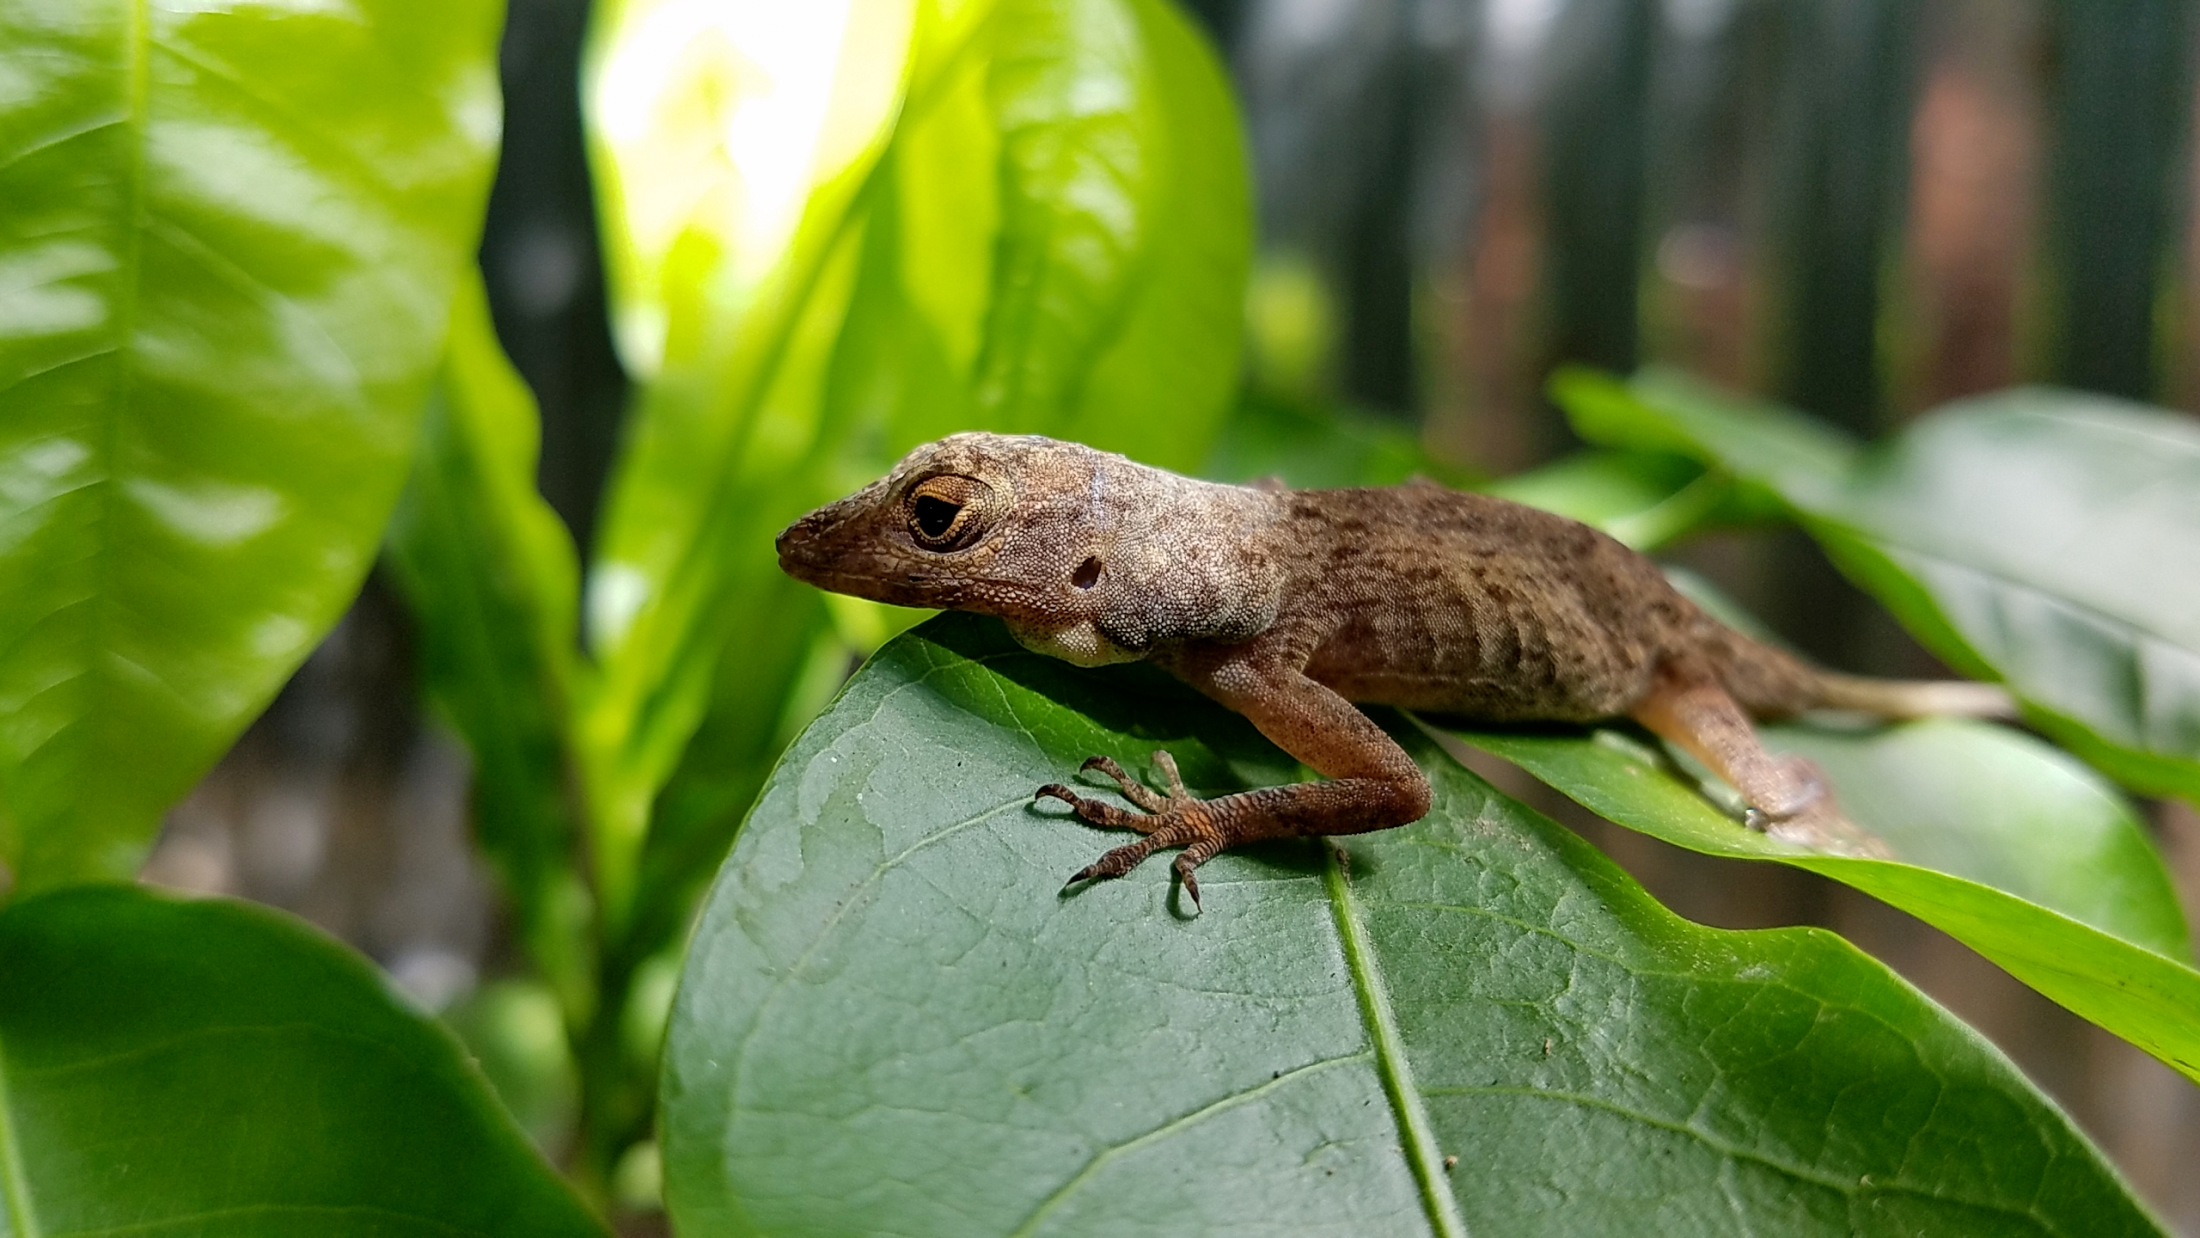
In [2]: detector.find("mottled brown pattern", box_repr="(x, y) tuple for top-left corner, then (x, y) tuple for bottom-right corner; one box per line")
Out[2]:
(778, 433), (2011, 903)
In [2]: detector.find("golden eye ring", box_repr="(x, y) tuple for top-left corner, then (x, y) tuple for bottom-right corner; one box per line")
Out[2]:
(905, 475), (988, 550)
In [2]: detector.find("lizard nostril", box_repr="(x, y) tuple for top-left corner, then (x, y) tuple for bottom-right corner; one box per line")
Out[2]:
(1072, 556), (1102, 589)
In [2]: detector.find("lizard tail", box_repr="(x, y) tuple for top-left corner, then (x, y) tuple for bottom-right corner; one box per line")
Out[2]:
(1809, 671), (2017, 720)
(1705, 627), (2016, 720)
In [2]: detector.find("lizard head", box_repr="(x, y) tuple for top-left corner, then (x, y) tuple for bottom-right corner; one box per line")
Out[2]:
(778, 431), (1106, 616)
(779, 431), (1283, 666)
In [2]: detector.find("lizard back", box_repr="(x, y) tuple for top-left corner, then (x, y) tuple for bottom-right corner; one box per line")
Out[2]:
(1274, 485), (1813, 721)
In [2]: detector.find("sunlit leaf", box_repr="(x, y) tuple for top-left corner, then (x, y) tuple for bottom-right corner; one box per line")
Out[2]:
(584, 0), (917, 378)
(661, 614), (2159, 1236)
(578, 0), (920, 926)
(0, 0), (503, 888)
(0, 885), (607, 1236)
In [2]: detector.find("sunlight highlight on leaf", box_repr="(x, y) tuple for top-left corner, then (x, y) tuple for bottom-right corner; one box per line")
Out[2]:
(587, 0), (916, 375)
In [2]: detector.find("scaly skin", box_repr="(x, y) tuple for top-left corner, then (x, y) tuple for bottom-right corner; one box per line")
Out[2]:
(777, 433), (2010, 906)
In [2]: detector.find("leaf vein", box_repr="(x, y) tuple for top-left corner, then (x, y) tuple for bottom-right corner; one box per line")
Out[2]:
(1001, 1051), (1371, 1238)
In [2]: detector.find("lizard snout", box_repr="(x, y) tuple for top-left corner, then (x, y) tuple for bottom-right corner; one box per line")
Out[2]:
(775, 510), (835, 576)
(776, 493), (886, 590)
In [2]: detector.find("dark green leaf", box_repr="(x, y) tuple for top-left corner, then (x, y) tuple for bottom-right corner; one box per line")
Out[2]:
(0, 885), (606, 1236)
(1464, 719), (2200, 1084)
(662, 614), (2157, 1236)
(0, 0), (503, 888)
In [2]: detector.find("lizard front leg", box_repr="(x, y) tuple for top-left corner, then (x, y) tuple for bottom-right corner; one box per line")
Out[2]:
(1037, 653), (1430, 907)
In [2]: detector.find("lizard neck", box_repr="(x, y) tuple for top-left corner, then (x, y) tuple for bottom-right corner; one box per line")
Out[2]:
(1080, 463), (1287, 653)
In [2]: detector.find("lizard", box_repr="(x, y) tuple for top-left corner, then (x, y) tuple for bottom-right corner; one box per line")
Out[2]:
(775, 431), (2014, 907)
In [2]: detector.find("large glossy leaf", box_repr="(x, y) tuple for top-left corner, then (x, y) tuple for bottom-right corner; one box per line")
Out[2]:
(0, 885), (607, 1236)
(1556, 370), (2200, 805)
(661, 614), (2158, 1236)
(1463, 721), (2200, 1084)
(386, 275), (593, 1017)
(0, 0), (504, 889)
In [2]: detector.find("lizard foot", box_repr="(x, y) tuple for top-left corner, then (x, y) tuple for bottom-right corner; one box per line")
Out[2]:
(1035, 751), (1228, 908)
(1750, 800), (1892, 859)
(1740, 758), (1890, 858)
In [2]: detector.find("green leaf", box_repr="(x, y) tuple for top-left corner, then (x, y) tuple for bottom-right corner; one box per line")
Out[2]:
(1464, 720), (2200, 1085)
(579, 0), (917, 925)
(0, 0), (503, 888)
(442, 978), (582, 1161)
(1483, 449), (1746, 549)
(0, 885), (607, 1236)
(1556, 374), (2200, 805)
(1826, 390), (2200, 803)
(1554, 366), (1857, 506)
(386, 275), (594, 1018)
(1203, 390), (1467, 489)
(1025, 0), (1253, 474)
(661, 614), (2158, 1236)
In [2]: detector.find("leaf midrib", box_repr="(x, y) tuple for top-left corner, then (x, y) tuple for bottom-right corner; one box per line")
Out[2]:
(1324, 845), (1468, 1238)
(70, 0), (153, 860)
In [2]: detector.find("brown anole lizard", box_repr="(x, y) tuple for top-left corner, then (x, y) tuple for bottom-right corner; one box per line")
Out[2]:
(777, 432), (2011, 906)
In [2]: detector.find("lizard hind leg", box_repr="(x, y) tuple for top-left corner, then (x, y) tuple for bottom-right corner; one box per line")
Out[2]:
(1629, 667), (1890, 858)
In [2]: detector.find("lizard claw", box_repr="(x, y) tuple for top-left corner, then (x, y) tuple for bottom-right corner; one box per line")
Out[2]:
(1042, 751), (1231, 907)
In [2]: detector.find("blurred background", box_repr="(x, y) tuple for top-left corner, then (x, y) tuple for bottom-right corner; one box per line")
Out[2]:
(139, 0), (2200, 1227)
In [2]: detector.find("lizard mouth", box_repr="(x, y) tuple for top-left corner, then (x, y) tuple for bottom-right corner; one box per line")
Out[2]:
(776, 521), (954, 608)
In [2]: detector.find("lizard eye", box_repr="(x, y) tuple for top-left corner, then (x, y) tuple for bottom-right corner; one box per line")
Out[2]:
(905, 475), (990, 550)
(914, 495), (959, 538)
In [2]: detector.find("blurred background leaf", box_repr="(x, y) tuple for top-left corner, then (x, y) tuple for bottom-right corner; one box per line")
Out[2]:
(1558, 371), (2200, 807)
(388, 275), (593, 1023)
